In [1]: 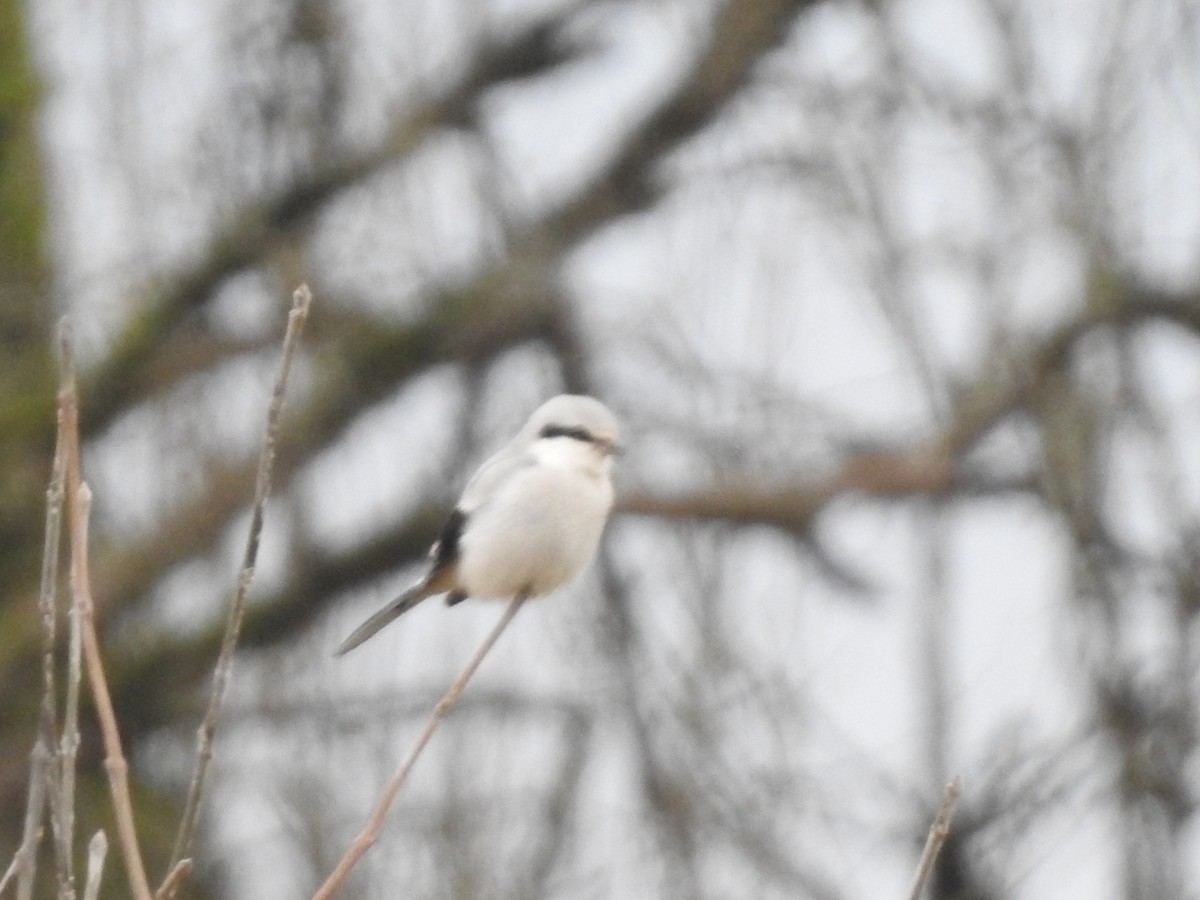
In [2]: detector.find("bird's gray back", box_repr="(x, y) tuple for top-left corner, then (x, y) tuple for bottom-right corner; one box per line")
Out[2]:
(457, 440), (534, 513)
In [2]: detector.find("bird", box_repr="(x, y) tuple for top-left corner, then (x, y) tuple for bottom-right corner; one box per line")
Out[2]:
(335, 394), (620, 656)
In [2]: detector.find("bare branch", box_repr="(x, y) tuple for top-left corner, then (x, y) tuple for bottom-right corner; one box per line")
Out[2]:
(163, 285), (312, 888)
(312, 591), (529, 900)
(54, 416), (85, 900)
(0, 857), (16, 897)
(907, 777), (963, 900)
(77, 6), (594, 439)
(59, 321), (154, 900)
(618, 443), (958, 532)
(54, 553), (84, 900)
(154, 861), (191, 900)
(8, 740), (49, 900)
(14, 413), (67, 900)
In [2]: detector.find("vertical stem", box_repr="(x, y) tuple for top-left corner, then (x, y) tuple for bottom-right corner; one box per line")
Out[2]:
(59, 321), (154, 900)
(163, 285), (311, 886)
(18, 418), (67, 899)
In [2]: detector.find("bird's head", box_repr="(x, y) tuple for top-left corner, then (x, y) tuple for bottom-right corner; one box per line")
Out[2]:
(527, 394), (622, 461)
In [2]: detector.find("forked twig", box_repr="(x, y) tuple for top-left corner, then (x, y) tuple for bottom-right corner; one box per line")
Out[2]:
(312, 591), (529, 900)
(907, 776), (962, 900)
(59, 322), (154, 900)
(162, 284), (312, 892)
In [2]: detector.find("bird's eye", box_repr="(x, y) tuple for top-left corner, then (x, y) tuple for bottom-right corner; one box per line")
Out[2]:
(539, 424), (594, 443)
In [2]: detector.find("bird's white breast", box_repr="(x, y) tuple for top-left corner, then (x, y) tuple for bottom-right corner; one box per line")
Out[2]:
(457, 440), (613, 600)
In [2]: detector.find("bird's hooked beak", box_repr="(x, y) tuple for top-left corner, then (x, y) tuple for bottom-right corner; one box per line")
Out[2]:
(594, 431), (622, 457)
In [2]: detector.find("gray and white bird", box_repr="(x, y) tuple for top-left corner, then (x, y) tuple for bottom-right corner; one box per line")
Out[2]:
(335, 394), (620, 656)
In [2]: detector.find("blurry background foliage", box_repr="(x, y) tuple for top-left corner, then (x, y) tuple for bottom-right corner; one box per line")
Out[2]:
(4, 0), (1200, 898)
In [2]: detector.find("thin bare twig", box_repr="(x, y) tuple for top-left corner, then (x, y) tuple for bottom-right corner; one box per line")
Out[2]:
(10, 743), (50, 900)
(163, 284), (313, 890)
(907, 777), (962, 900)
(55, 548), (84, 900)
(312, 591), (529, 900)
(155, 861), (191, 900)
(13, 423), (67, 900)
(6, 739), (51, 899)
(60, 321), (154, 900)
(56, 422), (86, 900)
(81, 832), (108, 900)
(0, 858), (17, 896)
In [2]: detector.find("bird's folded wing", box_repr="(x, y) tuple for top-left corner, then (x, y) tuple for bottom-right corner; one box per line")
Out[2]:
(458, 444), (536, 512)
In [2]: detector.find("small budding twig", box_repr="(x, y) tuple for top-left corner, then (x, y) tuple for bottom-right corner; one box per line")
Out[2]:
(907, 776), (962, 900)
(60, 321), (154, 900)
(312, 591), (530, 900)
(162, 284), (312, 893)
(82, 831), (109, 900)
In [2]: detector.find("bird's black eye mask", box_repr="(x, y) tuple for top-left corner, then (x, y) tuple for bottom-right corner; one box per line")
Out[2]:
(539, 424), (596, 444)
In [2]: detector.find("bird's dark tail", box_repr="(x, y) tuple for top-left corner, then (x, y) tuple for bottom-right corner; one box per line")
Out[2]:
(334, 584), (431, 657)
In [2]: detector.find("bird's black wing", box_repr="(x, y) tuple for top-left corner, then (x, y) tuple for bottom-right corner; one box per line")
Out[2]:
(429, 507), (466, 572)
